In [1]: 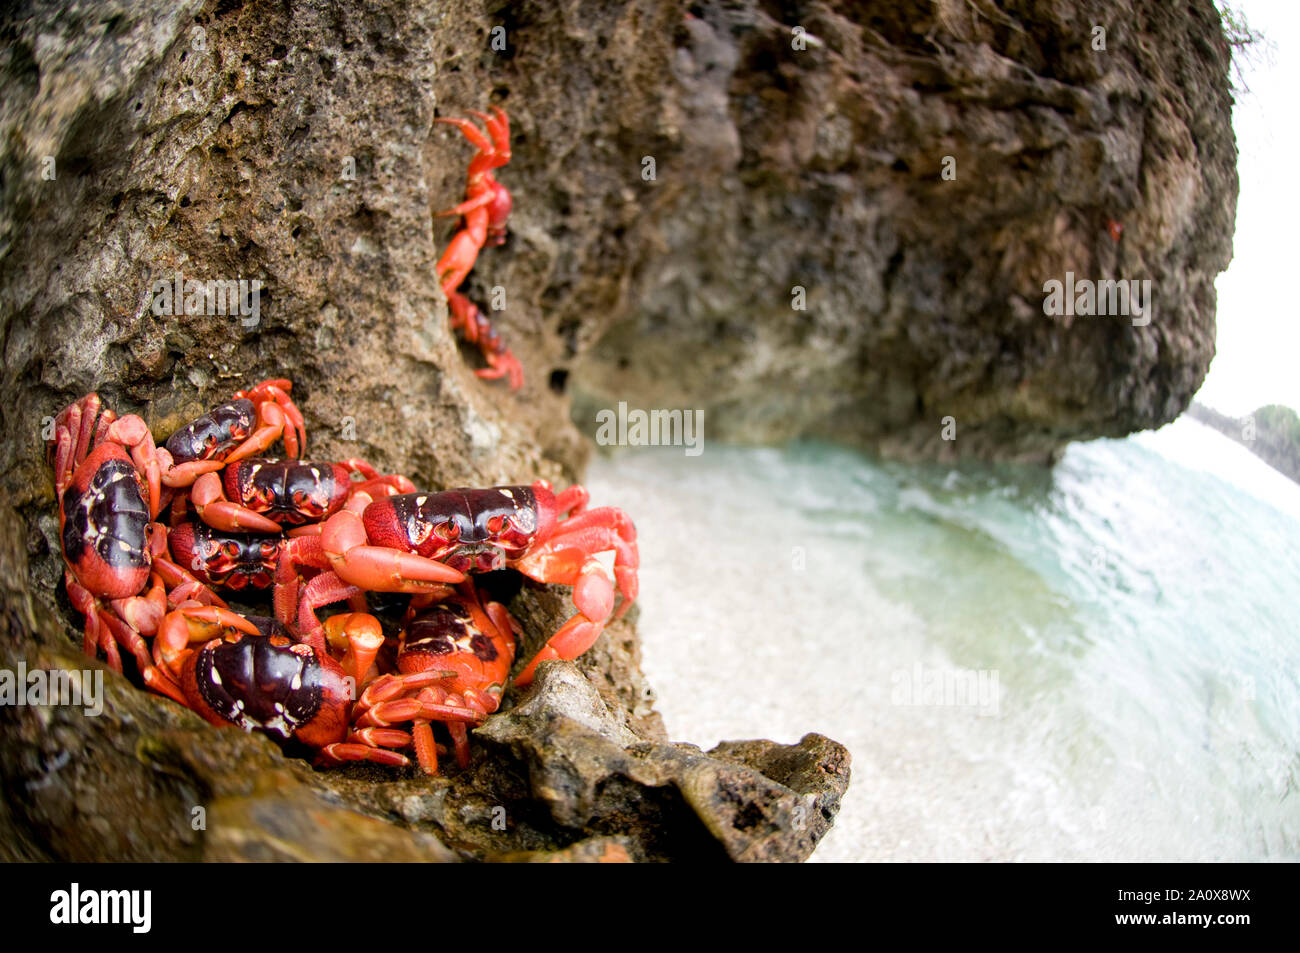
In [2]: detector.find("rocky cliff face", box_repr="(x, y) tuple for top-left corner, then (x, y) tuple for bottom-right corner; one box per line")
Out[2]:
(0, 0), (1237, 860)
(567, 0), (1239, 462)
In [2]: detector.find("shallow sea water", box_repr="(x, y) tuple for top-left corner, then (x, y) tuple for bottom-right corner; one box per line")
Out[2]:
(586, 417), (1300, 861)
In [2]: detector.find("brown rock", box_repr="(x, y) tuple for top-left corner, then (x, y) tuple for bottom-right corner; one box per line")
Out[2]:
(567, 0), (1239, 462)
(476, 661), (850, 862)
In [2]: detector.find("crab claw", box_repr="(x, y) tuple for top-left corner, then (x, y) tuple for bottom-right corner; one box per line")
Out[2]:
(322, 508), (465, 591)
(233, 378), (307, 458)
(191, 471), (282, 534)
(149, 603), (260, 681)
(322, 612), (386, 687)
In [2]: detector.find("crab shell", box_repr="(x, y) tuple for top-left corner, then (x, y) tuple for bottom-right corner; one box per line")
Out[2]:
(179, 631), (353, 749)
(168, 520), (281, 590)
(221, 458), (357, 525)
(362, 484), (560, 572)
(399, 598), (515, 709)
(59, 441), (152, 599)
(163, 398), (257, 465)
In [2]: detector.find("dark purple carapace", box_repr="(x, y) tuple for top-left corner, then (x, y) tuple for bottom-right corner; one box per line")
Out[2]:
(367, 486), (542, 572)
(164, 398), (256, 465)
(169, 521), (281, 589)
(246, 615), (291, 639)
(403, 602), (500, 664)
(189, 630), (324, 738)
(223, 458), (350, 525)
(59, 447), (151, 598)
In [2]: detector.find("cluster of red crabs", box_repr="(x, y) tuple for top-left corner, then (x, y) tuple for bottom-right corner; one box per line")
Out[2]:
(46, 107), (638, 775)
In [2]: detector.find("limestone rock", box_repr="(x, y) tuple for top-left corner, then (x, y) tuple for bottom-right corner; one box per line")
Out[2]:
(567, 0), (1239, 462)
(476, 661), (849, 862)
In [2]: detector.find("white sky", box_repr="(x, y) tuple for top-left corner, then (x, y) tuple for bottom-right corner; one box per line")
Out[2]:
(1194, 0), (1299, 416)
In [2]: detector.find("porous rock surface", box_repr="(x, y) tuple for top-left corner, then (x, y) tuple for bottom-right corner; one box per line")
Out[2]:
(0, 0), (851, 861)
(567, 0), (1239, 462)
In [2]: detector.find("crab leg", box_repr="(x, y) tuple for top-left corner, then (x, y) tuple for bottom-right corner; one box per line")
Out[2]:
(294, 572), (364, 652)
(51, 393), (101, 493)
(142, 665), (188, 706)
(65, 572), (157, 673)
(514, 613), (604, 687)
(222, 401), (290, 463)
(66, 576), (119, 671)
(354, 696), (484, 727)
(314, 743), (411, 768)
(232, 379), (306, 458)
(438, 107), (511, 177)
(54, 398), (161, 518)
(513, 559), (617, 686)
(411, 722), (438, 775)
(436, 189), (496, 220)
(548, 481), (590, 516)
(151, 556), (230, 610)
(272, 537), (322, 627)
(337, 459), (417, 497)
(436, 115), (495, 156)
(447, 720), (472, 768)
(514, 522), (638, 605)
(158, 451), (226, 489)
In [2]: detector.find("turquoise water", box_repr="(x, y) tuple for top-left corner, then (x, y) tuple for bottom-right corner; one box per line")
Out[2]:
(587, 417), (1300, 861)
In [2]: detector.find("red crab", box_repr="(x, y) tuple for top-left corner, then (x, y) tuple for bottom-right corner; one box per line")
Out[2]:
(446, 288), (524, 390)
(186, 457), (414, 534)
(436, 106), (514, 289)
(286, 480), (638, 686)
(320, 586), (517, 773)
(157, 379), (307, 489)
(436, 105), (524, 390)
(168, 520), (283, 592)
(142, 608), (395, 762)
(167, 519), (349, 630)
(144, 608), (480, 768)
(48, 393), (220, 671)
